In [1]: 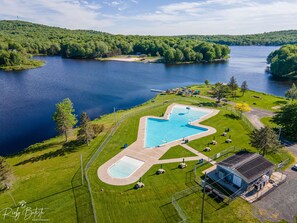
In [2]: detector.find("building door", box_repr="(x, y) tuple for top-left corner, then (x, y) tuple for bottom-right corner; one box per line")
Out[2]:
(232, 175), (242, 187)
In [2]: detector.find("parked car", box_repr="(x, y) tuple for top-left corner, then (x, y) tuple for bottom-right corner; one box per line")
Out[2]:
(292, 163), (297, 171)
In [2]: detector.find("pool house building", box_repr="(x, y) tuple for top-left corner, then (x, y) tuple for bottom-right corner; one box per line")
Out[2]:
(210, 151), (275, 192)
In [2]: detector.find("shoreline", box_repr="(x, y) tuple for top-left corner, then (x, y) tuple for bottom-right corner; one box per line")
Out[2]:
(96, 55), (228, 64)
(0, 60), (45, 71)
(96, 56), (162, 63)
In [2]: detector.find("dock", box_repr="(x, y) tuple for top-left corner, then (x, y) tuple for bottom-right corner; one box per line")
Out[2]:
(150, 89), (166, 93)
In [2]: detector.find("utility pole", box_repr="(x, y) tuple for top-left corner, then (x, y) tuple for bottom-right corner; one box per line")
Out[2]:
(201, 173), (207, 223)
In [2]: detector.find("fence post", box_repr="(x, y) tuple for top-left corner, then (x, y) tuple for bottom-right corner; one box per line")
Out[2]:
(80, 154), (84, 185)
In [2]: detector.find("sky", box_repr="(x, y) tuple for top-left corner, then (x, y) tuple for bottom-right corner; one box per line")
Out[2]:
(0, 0), (297, 35)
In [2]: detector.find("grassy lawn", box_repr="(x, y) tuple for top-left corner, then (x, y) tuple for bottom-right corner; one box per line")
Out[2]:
(188, 109), (255, 158)
(179, 192), (261, 223)
(189, 84), (288, 111)
(261, 116), (279, 128)
(0, 93), (294, 223)
(160, 145), (197, 160)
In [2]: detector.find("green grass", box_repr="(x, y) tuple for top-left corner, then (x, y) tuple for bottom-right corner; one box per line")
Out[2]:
(188, 109), (255, 158)
(160, 145), (197, 160)
(226, 90), (288, 111)
(261, 116), (279, 128)
(189, 84), (288, 111)
(0, 60), (45, 71)
(0, 93), (294, 223)
(179, 192), (261, 223)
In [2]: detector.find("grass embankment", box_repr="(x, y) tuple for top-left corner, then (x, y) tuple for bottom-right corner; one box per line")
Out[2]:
(0, 60), (45, 71)
(0, 93), (293, 223)
(189, 84), (288, 111)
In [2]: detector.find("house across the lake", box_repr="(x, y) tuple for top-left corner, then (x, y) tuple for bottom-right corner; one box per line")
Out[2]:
(209, 151), (275, 193)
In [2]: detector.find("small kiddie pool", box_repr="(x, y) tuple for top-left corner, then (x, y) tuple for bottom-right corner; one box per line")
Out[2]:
(108, 156), (144, 179)
(145, 105), (209, 148)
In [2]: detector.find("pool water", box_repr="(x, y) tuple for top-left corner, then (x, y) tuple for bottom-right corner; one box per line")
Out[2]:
(108, 156), (144, 178)
(145, 106), (209, 148)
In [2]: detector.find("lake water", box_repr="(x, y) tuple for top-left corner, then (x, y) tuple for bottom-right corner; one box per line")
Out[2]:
(0, 46), (295, 155)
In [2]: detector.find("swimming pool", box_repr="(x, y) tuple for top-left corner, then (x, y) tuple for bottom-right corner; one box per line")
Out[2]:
(108, 156), (144, 179)
(145, 106), (209, 148)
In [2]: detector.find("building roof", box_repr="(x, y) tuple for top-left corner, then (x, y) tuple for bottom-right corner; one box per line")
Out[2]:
(218, 151), (275, 183)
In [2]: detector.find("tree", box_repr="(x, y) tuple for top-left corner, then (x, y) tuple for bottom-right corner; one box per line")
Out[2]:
(240, 81), (249, 96)
(78, 112), (94, 146)
(53, 98), (77, 142)
(250, 126), (282, 156)
(204, 80), (210, 86)
(273, 103), (297, 140)
(0, 156), (14, 192)
(285, 83), (297, 101)
(211, 82), (230, 103)
(163, 48), (175, 63)
(228, 76), (238, 98)
(234, 103), (251, 116)
(174, 48), (184, 62)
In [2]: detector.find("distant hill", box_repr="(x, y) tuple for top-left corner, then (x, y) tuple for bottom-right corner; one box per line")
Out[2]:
(1, 20), (296, 46)
(181, 30), (297, 46)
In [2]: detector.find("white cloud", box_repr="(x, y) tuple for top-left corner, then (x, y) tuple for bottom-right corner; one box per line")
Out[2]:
(0, 0), (296, 35)
(0, 0), (111, 30)
(114, 0), (297, 35)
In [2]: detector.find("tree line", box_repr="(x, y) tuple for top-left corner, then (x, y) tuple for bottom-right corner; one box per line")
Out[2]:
(267, 44), (297, 80)
(0, 20), (230, 66)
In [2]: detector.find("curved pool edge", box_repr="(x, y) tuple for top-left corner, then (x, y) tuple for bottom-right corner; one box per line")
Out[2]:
(97, 103), (220, 186)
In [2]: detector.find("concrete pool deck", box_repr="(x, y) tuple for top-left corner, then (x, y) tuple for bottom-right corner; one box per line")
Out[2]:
(98, 103), (219, 186)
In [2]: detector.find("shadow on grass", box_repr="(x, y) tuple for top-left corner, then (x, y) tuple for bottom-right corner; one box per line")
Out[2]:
(14, 140), (83, 166)
(197, 102), (218, 107)
(273, 100), (288, 105)
(159, 202), (182, 223)
(224, 113), (240, 120)
(7, 141), (64, 158)
(185, 170), (196, 187)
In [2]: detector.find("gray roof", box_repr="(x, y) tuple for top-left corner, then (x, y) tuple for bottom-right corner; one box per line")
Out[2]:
(218, 152), (275, 183)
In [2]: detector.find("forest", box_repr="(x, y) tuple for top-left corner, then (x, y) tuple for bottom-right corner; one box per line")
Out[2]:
(1, 20), (297, 70)
(267, 44), (297, 79)
(183, 30), (297, 46)
(0, 20), (230, 69)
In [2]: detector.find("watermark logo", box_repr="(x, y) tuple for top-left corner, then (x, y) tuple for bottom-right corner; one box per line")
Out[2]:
(0, 200), (49, 221)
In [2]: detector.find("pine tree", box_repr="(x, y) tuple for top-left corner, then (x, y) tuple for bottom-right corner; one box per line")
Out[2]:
(0, 156), (14, 191)
(53, 98), (77, 142)
(78, 112), (94, 146)
(250, 126), (282, 156)
(228, 76), (238, 98)
(240, 81), (249, 96)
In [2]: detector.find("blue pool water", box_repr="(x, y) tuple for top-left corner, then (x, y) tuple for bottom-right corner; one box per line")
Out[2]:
(108, 156), (144, 178)
(145, 106), (209, 148)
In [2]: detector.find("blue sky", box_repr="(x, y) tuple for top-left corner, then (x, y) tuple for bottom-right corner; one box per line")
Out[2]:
(0, 0), (296, 35)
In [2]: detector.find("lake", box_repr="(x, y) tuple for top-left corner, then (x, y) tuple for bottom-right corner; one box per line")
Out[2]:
(0, 46), (294, 155)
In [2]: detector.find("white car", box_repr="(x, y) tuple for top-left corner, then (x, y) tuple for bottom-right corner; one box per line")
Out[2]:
(293, 164), (297, 171)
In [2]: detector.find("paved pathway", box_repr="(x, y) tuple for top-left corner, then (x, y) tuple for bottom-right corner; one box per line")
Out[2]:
(157, 156), (200, 164)
(180, 144), (216, 165)
(244, 107), (274, 129)
(198, 95), (274, 129)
